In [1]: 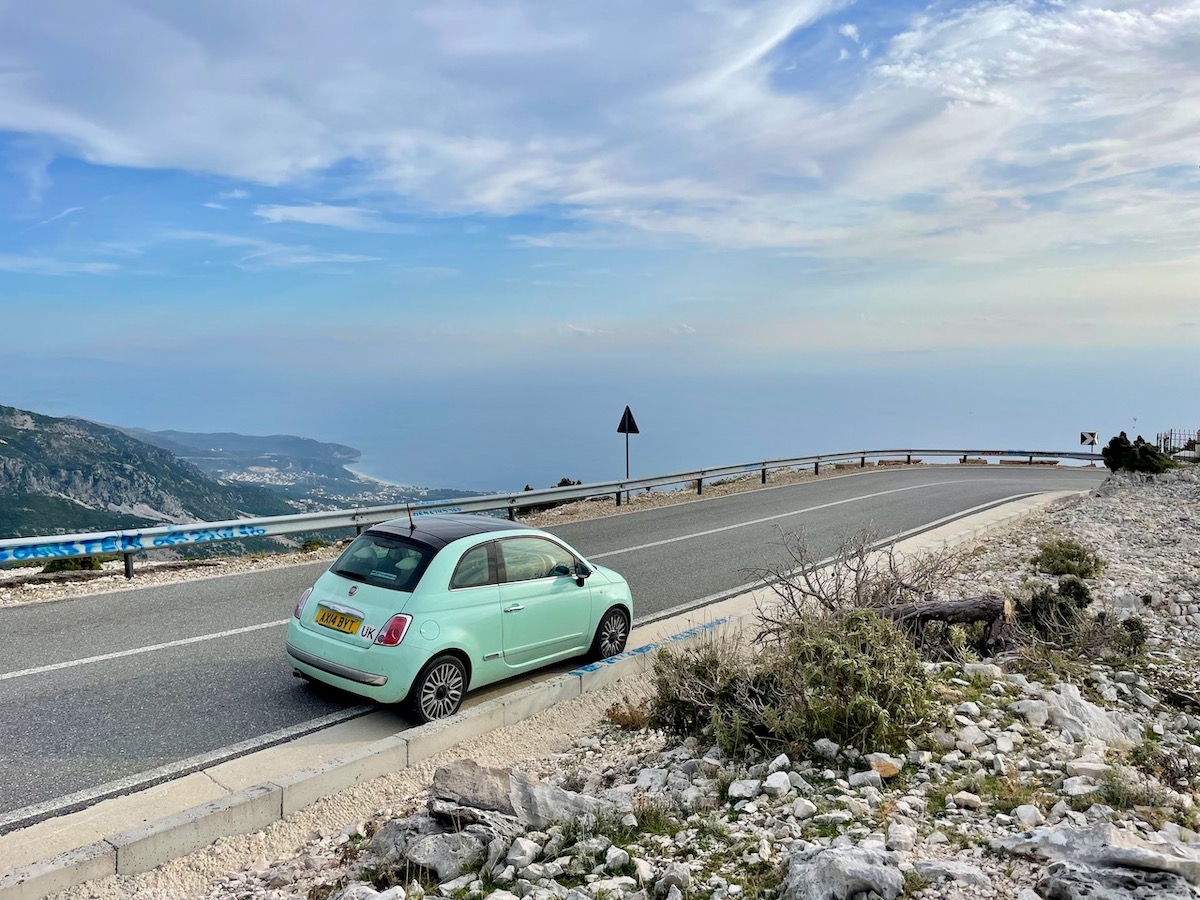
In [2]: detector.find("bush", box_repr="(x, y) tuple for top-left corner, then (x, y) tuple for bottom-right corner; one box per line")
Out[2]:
(519, 477), (584, 514)
(1014, 577), (1094, 642)
(1032, 539), (1104, 578)
(1102, 432), (1174, 474)
(1113, 617), (1149, 657)
(41, 556), (103, 574)
(916, 620), (988, 663)
(605, 695), (650, 730)
(301, 538), (332, 552)
(649, 611), (937, 757)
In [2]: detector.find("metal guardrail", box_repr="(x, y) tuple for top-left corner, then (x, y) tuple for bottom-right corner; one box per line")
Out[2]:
(0, 447), (1101, 575)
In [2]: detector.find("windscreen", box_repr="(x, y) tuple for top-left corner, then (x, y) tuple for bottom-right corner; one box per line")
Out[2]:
(330, 532), (433, 592)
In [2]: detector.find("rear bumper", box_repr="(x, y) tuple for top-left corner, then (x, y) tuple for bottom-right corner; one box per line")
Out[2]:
(287, 642), (388, 687)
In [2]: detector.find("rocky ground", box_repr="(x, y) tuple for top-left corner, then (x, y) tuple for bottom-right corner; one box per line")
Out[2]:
(40, 466), (1200, 900)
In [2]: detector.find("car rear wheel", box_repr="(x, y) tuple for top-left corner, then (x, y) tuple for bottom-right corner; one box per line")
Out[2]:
(588, 607), (630, 661)
(406, 654), (467, 723)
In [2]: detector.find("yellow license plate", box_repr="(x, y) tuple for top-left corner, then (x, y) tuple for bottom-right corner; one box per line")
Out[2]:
(315, 608), (363, 635)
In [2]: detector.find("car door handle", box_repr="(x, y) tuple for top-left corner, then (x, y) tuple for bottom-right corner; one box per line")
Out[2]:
(504, 605), (526, 613)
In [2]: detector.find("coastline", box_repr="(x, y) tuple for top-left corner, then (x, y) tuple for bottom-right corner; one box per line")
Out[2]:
(342, 464), (414, 489)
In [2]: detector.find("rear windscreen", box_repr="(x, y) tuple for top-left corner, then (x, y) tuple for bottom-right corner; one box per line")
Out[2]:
(330, 533), (433, 592)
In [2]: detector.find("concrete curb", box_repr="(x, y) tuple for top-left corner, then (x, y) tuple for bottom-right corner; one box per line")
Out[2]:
(0, 616), (735, 899)
(108, 784), (281, 876)
(0, 843), (115, 900)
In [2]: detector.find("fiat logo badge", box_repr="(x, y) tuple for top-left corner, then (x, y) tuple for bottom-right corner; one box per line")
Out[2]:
(348, 586), (358, 596)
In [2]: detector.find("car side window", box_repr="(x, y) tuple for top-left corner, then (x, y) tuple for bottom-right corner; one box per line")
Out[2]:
(450, 544), (493, 589)
(499, 537), (576, 583)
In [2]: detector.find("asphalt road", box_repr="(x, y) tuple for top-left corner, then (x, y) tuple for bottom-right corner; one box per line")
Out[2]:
(0, 466), (1105, 822)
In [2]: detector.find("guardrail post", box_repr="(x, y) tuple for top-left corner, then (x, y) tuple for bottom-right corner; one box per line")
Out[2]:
(860, 455), (866, 468)
(814, 460), (820, 475)
(1028, 455), (1033, 465)
(355, 524), (363, 536)
(696, 478), (703, 495)
(906, 454), (912, 465)
(507, 506), (515, 521)
(123, 552), (134, 579)
(615, 491), (621, 507)
(761, 465), (767, 485)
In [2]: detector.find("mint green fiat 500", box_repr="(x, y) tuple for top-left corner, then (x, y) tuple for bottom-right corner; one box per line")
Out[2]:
(286, 515), (633, 722)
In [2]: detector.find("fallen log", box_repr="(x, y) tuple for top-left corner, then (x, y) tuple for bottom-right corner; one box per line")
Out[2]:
(875, 593), (1009, 626)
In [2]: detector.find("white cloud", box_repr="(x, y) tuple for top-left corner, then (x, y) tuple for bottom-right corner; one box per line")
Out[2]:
(202, 201), (226, 209)
(165, 230), (381, 269)
(36, 206), (82, 225)
(253, 203), (393, 231)
(218, 189), (249, 200)
(0, 0), (1196, 270)
(0, 253), (115, 274)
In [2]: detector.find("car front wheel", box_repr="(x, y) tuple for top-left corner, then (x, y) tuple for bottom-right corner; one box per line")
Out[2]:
(588, 607), (630, 661)
(406, 654), (467, 723)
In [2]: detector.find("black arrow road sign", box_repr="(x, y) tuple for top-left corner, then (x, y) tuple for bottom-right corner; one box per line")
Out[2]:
(1080, 431), (1098, 446)
(617, 406), (640, 435)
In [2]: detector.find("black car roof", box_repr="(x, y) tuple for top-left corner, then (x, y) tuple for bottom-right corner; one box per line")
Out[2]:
(368, 513), (534, 550)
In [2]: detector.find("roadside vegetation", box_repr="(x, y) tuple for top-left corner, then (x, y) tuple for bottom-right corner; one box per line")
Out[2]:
(1101, 432), (1175, 474)
(645, 526), (1146, 763)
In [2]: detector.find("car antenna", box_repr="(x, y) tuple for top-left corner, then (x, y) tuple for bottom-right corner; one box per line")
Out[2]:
(406, 503), (415, 530)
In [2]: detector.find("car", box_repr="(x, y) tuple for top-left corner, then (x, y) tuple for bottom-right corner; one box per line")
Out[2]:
(286, 514), (634, 722)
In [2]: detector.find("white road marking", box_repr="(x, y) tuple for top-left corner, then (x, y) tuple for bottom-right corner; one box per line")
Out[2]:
(638, 490), (1042, 625)
(0, 619), (289, 681)
(589, 479), (972, 560)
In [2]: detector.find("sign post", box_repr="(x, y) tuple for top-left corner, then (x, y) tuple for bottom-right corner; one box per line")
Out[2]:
(616, 406), (640, 505)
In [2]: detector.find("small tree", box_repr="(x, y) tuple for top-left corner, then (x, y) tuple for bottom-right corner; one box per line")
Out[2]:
(1101, 432), (1173, 474)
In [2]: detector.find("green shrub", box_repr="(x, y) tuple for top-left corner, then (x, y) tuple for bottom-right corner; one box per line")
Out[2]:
(649, 611), (937, 757)
(1032, 539), (1104, 578)
(41, 556), (103, 574)
(1102, 432), (1174, 474)
(1014, 577), (1094, 641)
(1113, 617), (1149, 657)
(519, 477), (584, 514)
(301, 538), (332, 552)
(912, 620), (988, 663)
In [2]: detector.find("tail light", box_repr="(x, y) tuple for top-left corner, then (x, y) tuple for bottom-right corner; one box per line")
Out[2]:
(375, 614), (413, 647)
(293, 587), (313, 619)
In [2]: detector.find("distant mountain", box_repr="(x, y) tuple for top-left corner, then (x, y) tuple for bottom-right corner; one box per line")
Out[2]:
(0, 405), (295, 539)
(119, 427), (480, 510)
(121, 428), (360, 473)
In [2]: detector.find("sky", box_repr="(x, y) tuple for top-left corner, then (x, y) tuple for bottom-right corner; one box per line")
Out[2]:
(0, 0), (1197, 491)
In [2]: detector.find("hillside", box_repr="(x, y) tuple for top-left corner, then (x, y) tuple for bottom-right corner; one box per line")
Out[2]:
(0, 405), (295, 538)
(119, 427), (480, 510)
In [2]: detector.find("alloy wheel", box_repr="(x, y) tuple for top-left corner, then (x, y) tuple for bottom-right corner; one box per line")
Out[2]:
(598, 610), (629, 659)
(419, 659), (464, 720)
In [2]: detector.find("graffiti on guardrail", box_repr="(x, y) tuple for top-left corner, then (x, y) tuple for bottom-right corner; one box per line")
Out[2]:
(0, 524), (269, 562)
(0, 534), (144, 562)
(412, 506), (462, 517)
(150, 525), (268, 547)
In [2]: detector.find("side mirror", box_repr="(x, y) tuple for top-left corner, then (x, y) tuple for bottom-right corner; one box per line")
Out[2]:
(574, 562), (592, 587)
